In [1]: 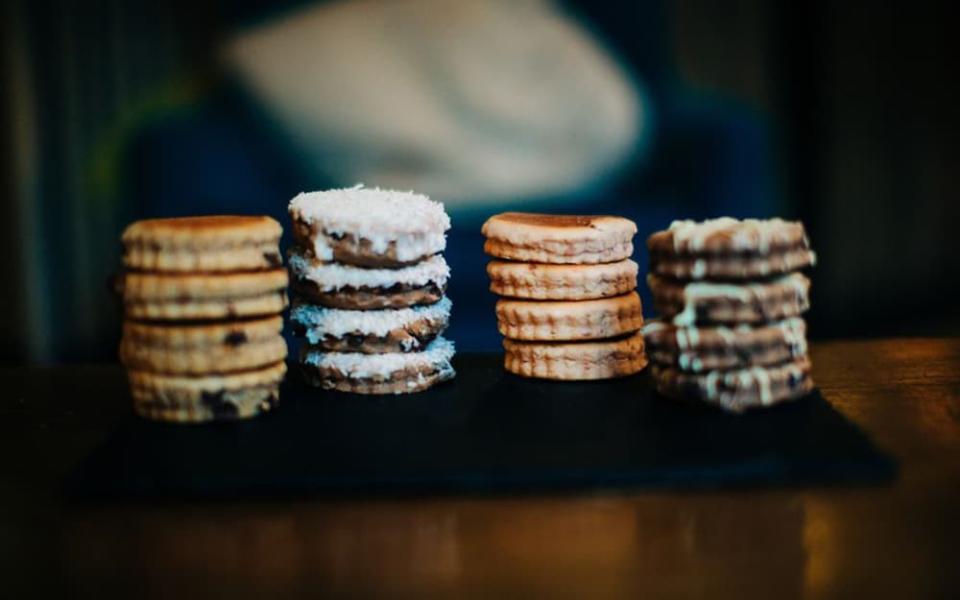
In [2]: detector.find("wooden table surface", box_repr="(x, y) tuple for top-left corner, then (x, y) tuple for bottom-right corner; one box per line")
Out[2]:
(2, 338), (959, 599)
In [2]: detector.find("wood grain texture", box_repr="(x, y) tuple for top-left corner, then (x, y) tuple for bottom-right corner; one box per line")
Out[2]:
(1, 338), (959, 598)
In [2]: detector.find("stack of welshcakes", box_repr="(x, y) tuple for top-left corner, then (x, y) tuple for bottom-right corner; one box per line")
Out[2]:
(643, 217), (816, 412)
(287, 186), (455, 394)
(482, 212), (647, 380)
(118, 216), (288, 422)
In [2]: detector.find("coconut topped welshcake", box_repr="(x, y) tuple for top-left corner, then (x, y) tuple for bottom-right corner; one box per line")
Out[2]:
(289, 185), (451, 267)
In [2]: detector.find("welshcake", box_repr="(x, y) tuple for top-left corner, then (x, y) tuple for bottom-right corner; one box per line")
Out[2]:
(128, 362), (286, 423)
(487, 259), (638, 300)
(482, 212), (637, 264)
(647, 217), (816, 280)
(289, 185), (450, 267)
(288, 249), (449, 309)
(119, 269), (289, 320)
(503, 332), (647, 380)
(647, 272), (810, 326)
(300, 337), (456, 394)
(290, 297), (451, 353)
(495, 292), (643, 341)
(120, 316), (287, 375)
(651, 357), (813, 412)
(642, 318), (808, 372)
(122, 215), (283, 272)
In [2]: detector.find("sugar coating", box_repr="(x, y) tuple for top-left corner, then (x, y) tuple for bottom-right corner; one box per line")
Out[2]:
(302, 336), (456, 379)
(289, 185), (450, 261)
(291, 297), (452, 344)
(667, 217), (799, 253)
(288, 250), (450, 291)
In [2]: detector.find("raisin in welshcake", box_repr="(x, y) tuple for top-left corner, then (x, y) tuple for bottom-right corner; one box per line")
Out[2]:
(122, 215), (283, 272)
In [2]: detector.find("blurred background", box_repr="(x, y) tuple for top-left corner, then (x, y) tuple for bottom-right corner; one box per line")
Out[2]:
(1, 0), (957, 363)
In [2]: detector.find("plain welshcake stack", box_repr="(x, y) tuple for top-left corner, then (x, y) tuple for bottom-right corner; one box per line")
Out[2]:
(482, 212), (647, 380)
(643, 218), (817, 412)
(287, 186), (455, 394)
(118, 216), (288, 422)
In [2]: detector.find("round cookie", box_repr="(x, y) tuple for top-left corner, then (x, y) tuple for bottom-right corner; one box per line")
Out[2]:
(647, 217), (816, 280)
(119, 269), (288, 320)
(288, 249), (448, 309)
(290, 297), (451, 353)
(503, 331), (648, 380)
(122, 215), (283, 272)
(487, 259), (638, 300)
(495, 292), (643, 341)
(647, 272), (810, 326)
(482, 212), (636, 264)
(299, 337), (456, 394)
(128, 362), (286, 423)
(651, 357), (814, 413)
(288, 186), (450, 267)
(642, 318), (808, 372)
(120, 316), (287, 375)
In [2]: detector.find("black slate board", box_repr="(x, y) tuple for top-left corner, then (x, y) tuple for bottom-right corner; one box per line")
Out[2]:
(67, 354), (896, 499)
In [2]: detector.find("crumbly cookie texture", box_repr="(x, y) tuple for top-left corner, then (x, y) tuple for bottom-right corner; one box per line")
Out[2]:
(291, 297), (451, 352)
(121, 316), (283, 348)
(503, 332), (648, 380)
(289, 185), (450, 264)
(487, 259), (638, 300)
(299, 337), (456, 394)
(495, 292), (643, 341)
(642, 318), (808, 372)
(122, 215), (283, 272)
(482, 212), (636, 264)
(127, 362), (286, 423)
(648, 273), (810, 326)
(120, 269), (289, 302)
(652, 357), (813, 413)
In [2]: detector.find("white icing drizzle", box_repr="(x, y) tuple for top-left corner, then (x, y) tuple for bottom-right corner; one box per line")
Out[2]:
(289, 185), (450, 261)
(289, 250), (450, 291)
(302, 337), (455, 379)
(291, 297), (452, 344)
(672, 273), (807, 326)
(667, 217), (797, 253)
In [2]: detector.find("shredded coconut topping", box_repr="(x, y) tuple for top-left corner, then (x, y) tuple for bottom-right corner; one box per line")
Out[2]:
(289, 185), (450, 260)
(302, 336), (456, 379)
(291, 297), (452, 342)
(289, 249), (450, 291)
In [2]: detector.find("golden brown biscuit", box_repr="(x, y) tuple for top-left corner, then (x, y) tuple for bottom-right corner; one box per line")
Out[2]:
(487, 259), (638, 300)
(503, 332), (647, 380)
(495, 292), (643, 341)
(482, 212), (636, 264)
